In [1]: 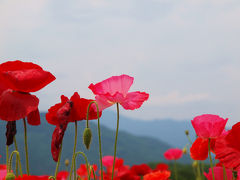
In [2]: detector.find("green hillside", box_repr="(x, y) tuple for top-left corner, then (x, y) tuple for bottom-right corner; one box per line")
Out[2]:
(0, 113), (175, 175)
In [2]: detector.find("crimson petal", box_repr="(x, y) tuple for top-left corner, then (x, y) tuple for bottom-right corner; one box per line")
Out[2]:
(27, 108), (40, 126)
(0, 89), (39, 121)
(0, 60), (56, 92)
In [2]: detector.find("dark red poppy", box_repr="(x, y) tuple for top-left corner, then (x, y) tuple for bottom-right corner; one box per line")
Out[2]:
(190, 137), (217, 160)
(0, 60), (55, 124)
(77, 164), (97, 179)
(130, 164), (152, 176)
(154, 163), (169, 171)
(215, 122), (240, 170)
(46, 92), (101, 161)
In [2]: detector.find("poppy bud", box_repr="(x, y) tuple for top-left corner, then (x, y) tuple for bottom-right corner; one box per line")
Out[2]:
(65, 159), (69, 167)
(6, 121), (17, 146)
(192, 161), (198, 168)
(185, 130), (189, 136)
(83, 128), (92, 150)
(5, 172), (15, 180)
(182, 147), (187, 154)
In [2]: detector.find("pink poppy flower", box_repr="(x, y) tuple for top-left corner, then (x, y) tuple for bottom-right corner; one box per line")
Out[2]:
(164, 148), (183, 160)
(88, 74), (149, 111)
(204, 167), (232, 180)
(0, 165), (7, 180)
(191, 114), (228, 139)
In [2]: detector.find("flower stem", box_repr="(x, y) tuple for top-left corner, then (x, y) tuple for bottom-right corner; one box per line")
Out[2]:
(54, 144), (63, 178)
(6, 145), (9, 172)
(174, 160), (178, 180)
(112, 103), (120, 180)
(14, 137), (22, 177)
(208, 138), (215, 180)
(73, 152), (89, 180)
(196, 161), (201, 180)
(223, 165), (227, 180)
(86, 101), (103, 180)
(8, 150), (23, 177)
(23, 118), (30, 175)
(90, 166), (96, 180)
(69, 121), (78, 180)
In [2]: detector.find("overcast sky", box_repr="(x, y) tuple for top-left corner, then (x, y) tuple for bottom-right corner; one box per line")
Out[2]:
(0, 0), (240, 126)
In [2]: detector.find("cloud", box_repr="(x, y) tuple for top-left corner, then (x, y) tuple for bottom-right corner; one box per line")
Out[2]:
(148, 91), (210, 106)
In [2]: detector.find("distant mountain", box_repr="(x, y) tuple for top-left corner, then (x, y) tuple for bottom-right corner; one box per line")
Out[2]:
(0, 113), (190, 175)
(99, 110), (196, 148)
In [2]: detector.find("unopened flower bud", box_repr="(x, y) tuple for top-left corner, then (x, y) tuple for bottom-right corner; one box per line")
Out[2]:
(182, 147), (187, 154)
(185, 130), (189, 136)
(65, 159), (69, 167)
(192, 161), (198, 168)
(83, 128), (92, 150)
(5, 172), (15, 180)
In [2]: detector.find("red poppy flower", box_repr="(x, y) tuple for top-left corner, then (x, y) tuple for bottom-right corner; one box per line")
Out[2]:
(191, 114), (228, 139)
(143, 170), (171, 180)
(77, 164), (97, 179)
(57, 171), (69, 180)
(46, 92), (101, 161)
(0, 60), (55, 124)
(15, 175), (49, 180)
(0, 164), (7, 180)
(88, 74), (149, 111)
(204, 167), (233, 180)
(215, 122), (240, 170)
(164, 148), (183, 160)
(154, 163), (169, 172)
(130, 164), (152, 176)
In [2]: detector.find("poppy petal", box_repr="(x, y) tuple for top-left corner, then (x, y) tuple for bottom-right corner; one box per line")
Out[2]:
(0, 89), (39, 121)
(46, 95), (69, 125)
(69, 92), (101, 121)
(27, 108), (40, 126)
(0, 60), (56, 92)
(120, 91), (149, 110)
(190, 137), (208, 160)
(89, 74), (134, 96)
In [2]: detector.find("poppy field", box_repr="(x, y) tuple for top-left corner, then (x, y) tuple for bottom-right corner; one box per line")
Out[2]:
(0, 60), (238, 180)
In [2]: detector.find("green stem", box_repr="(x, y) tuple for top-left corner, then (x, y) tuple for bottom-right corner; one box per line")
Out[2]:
(69, 121), (78, 180)
(23, 118), (30, 175)
(196, 161), (201, 180)
(208, 138), (215, 180)
(54, 144), (63, 178)
(8, 150), (23, 177)
(223, 165), (227, 180)
(186, 135), (192, 144)
(112, 103), (120, 180)
(174, 160), (178, 180)
(48, 176), (56, 180)
(86, 101), (103, 180)
(14, 137), (22, 177)
(90, 166), (96, 180)
(6, 145), (9, 172)
(200, 161), (205, 179)
(73, 152), (89, 180)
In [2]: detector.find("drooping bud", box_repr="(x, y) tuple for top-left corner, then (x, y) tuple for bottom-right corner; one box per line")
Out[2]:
(182, 147), (187, 154)
(192, 160), (198, 168)
(65, 159), (69, 167)
(83, 128), (92, 150)
(6, 121), (17, 146)
(5, 172), (15, 180)
(185, 130), (189, 136)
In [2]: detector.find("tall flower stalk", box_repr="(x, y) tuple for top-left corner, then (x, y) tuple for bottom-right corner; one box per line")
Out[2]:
(85, 101), (103, 180)
(69, 121), (78, 180)
(112, 103), (120, 180)
(23, 118), (30, 175)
